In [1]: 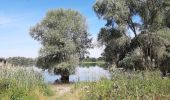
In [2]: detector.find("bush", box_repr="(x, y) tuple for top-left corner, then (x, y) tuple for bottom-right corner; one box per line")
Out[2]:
(160, 53), (170, 75)
(119, 52), (144, 70)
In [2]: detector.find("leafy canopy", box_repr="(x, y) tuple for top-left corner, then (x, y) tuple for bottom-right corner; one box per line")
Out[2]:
(30, 9), (91, 74)
(93, 0), (170, 70)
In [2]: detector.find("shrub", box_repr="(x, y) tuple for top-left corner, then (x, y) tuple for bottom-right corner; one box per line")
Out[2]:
(119, 52), (144, 70)
(160, 53), (170, 75)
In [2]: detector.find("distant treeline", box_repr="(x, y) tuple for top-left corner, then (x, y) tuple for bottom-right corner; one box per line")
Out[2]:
(2, 56), (105, 67)
(6, 57), (36, 67)
(80, 56), (106, 68)
(81, 56), (104, 62)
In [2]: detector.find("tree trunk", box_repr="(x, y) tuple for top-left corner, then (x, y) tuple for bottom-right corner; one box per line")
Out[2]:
(60, 69), (70, 83)
(61, 75), (69, 83)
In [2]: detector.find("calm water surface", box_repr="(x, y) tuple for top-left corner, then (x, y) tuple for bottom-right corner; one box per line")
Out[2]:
(31, 65), (111, 83)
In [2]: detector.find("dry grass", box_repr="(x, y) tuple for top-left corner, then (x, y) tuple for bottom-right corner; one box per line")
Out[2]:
(46, 83), (87, 100)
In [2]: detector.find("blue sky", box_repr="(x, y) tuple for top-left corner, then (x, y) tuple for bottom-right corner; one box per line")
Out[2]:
(0, 0), (105, 58)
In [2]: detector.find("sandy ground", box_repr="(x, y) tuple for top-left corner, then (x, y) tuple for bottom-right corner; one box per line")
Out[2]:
(53, 84), (72, 95)
(49, 84), (74, 100)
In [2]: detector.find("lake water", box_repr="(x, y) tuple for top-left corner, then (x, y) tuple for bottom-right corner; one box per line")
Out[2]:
(30, 65), (110, 83)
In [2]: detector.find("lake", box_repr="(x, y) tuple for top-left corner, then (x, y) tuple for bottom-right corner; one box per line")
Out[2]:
(27, 65), (109, 83)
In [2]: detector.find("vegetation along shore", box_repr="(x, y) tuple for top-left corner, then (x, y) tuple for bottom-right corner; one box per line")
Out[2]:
(0, 0), (170, 99)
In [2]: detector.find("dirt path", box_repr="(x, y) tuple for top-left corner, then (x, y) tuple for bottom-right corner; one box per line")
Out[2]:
(53, 84), (72, 95)
(49, 84), (74, 100)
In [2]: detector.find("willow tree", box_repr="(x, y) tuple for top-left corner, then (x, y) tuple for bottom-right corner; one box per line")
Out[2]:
(30, 9), (91, 82)
(93, 0), (170, 71)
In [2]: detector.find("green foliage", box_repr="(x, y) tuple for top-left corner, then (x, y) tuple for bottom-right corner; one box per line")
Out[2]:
(82, 57), (97, 62)
(160, 52), (170, 75)
(81, 56), (106, 68)
(30, 9), (91, 81)
(165, 9), (170, 28)
(80, 62), (106, 68)
(0, 66), (53, 99)
(6, 57), (35, 66)
(99, 30), (131, 66)
(82, 56), (105, 62)
(119, 50), (144, 70)
(79, 71), (170, 99)
(97, 57), (104, 61)
(93, 0), (170, 72)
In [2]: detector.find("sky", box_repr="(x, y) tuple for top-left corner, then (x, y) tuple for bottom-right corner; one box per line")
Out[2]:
(0, 0), (106, 58)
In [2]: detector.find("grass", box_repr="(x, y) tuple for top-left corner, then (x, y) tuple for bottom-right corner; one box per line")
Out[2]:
(64, 70), (170, 100)
(39, 70), (170, 100)
(0, 66), (54, 100)
(1, 65), (170, 100)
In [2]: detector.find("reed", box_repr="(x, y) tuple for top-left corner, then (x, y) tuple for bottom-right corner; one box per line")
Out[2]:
(0, 65), (53, 100)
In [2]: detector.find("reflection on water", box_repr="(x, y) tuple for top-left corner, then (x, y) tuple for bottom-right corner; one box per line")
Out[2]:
(70, 66), (110, 82)
(29, 65), (111, 83)
(79, 63), (106, 68)
(43, 65), (110, 83)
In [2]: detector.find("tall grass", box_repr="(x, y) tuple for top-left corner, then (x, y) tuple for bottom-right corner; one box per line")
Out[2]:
(0, 66), (53, 100)
(77, 70), (170, 100)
